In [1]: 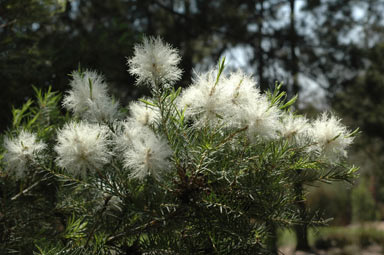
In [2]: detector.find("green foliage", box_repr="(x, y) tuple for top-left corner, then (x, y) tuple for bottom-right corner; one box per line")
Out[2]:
(313, 226), (384, 250)
(11, 86), (62, 130)
(0, 87), (65, 254)
(0, 40), (359, 255)
(0, 0), (66, 131)
(3, 0), (384, 133)
(351, 179), (379, 223)
(333, 44), (384, 215)
(63, 214), (88, 240)
(278, 225), (384, 252)
(0, 81), (357, 254)
(307, 182), (352, 226)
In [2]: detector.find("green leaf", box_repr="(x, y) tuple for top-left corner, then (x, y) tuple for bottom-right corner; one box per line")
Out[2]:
(139, 98), (156, 107)
(280, 94), (298, 109)
(26, 111), (41, 129)
(215, 56), (226, 86)
(12, 99), (33, 127)
(346, 127), (360, 138)
(63, 214), (88, 240)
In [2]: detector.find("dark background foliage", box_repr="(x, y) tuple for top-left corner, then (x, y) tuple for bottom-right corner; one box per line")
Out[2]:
(2, 0), (383, 131)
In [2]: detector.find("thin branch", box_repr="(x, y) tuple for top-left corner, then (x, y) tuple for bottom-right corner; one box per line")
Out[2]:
(11, 176), (49, 201)
(0, 19), (17, 29)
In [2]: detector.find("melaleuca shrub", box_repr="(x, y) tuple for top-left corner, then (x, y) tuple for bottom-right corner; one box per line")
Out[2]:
(0, 37), (358, 255)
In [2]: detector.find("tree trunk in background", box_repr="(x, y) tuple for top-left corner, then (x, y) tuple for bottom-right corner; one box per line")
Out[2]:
(182, 0), (193, 86)
(294, 182), (310, 251)
(289, 0), (299, 97)
(266, 223), (278, 255)
(257, 0), (266, 91)
(290, 1), (308, 247)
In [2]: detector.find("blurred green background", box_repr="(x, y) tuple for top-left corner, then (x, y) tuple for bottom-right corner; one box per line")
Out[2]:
(1, 0), (384, 253)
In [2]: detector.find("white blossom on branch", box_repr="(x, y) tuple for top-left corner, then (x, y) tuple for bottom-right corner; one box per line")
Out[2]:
(127, 36), (182, 89)
(241, 95), (281, 141)
(63, 70), (119, 123)
(122, 125), (172, 180)
(309, 112), (354, 163)
(178, 69), (228, 127)
(279, 113), (311, 146)
(55, 121), (112, 177)
(128, 100), (160, 127)
(3, 130), (46, 179)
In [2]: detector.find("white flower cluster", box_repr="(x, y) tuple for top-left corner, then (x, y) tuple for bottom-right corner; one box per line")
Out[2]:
(63, 70), (119, 123)
(178, 69), (228, 126)
(309, 113), (354, 163)
(127, 36), (182, 89)
(55, 121), (112, 178)
(122, 124), (172, 180)
(177, 65), (354, 163)
(55, 37), (178, 180)
(3, 37), (354, 182)
(3, 131), (46, 179)
(178, 68), (281, 140)
(128, 100), (160, 127)
(279, 113), (311, 146)
(276, 112), (354, 163)
(114, 118), (172, 181)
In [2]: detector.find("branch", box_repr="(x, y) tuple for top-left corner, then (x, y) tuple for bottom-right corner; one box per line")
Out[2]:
(11, 176), (49, 201)
(0, 19), (17, 29)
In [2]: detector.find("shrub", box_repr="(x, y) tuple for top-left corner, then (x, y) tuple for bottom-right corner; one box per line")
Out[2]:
(351, 178), (379, 223)
(313, 225), (384, 250)
(0, 37), (358, 254)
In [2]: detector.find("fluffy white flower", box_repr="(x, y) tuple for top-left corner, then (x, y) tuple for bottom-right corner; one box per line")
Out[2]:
(55, 121), (112, 177)
(178, 69), (229, 127)
(309, 112), (354, 163)
(128, 100), (160, 126)
(63, 70), (119, 123)
(3, 131), (46, 179)
(179, 68), (265, 130)
(123, 126), (172, 180)
(279, 113), (311, 146)
(178, 67), (280, 140)
(127, 36), (182, 88)
(113, 120), (148, 153)
(244, 95), (281, 141)
(221, 70), (261, 128)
